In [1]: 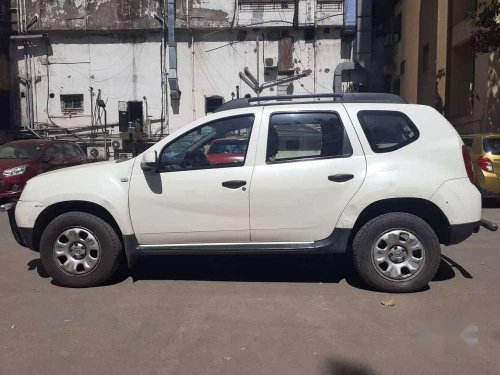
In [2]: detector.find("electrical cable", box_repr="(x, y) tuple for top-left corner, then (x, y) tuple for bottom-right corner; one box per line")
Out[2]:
(195, 44), (234, 91)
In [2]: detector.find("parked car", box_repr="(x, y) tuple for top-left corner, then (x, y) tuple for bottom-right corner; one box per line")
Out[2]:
(462, 134), (500, 197)
(0, 139), (87, 203)
(1, 94), (497, 292)
(206, 137), (248, 165)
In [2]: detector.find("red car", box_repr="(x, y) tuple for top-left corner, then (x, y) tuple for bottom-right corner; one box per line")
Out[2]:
(0, 139), (87, 202)
(206, 137), (248, 165)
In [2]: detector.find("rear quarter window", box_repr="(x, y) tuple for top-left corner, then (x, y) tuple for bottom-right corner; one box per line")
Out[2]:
(357, 111), (419, 153)
(462, 137), (473, 148)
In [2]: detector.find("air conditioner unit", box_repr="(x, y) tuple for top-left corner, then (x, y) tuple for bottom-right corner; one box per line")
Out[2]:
(87, 146), (106, 161)
(110, 139), (122, 150)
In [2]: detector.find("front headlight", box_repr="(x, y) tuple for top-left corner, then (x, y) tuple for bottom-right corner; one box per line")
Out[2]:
(2, 164), (28, 177)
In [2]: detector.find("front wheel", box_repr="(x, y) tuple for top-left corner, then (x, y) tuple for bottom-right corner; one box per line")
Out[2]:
(352, 213), (441, 293)
(40, 212), (123, 288)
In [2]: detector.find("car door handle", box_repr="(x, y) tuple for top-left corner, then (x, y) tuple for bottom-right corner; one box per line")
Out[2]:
(222, 180), (247, 189)
(328, 174), (354, 183)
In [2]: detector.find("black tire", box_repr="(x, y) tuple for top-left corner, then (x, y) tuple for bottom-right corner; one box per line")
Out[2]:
(352, 213), (441, 293)
(40, 212), (123, 288)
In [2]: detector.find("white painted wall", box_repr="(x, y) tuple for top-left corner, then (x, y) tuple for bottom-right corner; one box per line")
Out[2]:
(12, 28), (348, 134)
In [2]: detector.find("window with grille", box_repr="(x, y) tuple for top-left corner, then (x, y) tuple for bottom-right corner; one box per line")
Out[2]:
(60, 94), (84, 113)
(317, 0), (344, 12)
(238, 0), (295, 12)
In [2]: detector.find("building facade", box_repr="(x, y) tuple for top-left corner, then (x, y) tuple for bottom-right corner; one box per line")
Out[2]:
(8, 0), (372, 148)
(0, 0), (10, 141)
(374, 0), (499, 134)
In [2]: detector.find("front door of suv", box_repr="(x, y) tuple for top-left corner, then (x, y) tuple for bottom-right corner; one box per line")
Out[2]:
(129, 112), (260, 245)
(250, 107), (366, 243)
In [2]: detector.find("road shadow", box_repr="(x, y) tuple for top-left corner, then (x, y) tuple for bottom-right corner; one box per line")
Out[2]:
(127, 254), (467, 292)
(439, 254), (473, 279)
(27, 254), (472, 291)
(26, 259), (50, 278)
(131, 254), (352, 284)
(323, 356), (378, 375)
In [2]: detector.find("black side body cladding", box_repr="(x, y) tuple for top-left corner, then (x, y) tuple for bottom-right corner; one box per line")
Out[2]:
(123, 228), (352, 267)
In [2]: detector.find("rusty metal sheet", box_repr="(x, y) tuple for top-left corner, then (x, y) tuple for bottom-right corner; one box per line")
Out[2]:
(278, 37), (293, 73)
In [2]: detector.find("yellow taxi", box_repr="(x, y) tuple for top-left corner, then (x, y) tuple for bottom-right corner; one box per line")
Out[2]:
(462, 134), (500, 197)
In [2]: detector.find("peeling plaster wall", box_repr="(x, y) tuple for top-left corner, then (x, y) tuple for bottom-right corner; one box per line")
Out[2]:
(24, 0), (162, 31)
(24, 0), (344, 31)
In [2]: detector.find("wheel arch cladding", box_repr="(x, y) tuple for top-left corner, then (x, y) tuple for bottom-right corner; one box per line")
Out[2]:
(32, 201), (123, 252)
(351, 198), (451, 245)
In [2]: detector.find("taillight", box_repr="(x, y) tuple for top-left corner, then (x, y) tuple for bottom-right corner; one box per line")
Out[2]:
(462, 145), (475, 184)
(478, 156), (494, 173)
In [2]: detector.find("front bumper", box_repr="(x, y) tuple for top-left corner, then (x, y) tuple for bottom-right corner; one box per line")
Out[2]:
(0, 176), (25, 200)
(0, 201), (30, 248)
(0, 190), (22, 202)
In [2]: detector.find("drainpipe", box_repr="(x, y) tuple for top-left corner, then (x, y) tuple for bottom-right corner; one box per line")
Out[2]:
(191, 31), (195, 120)
(332, 0), (373, 92)
(343, 0), (357, 35)
(167, 0), (180, 100)
(355, 0), (372, 71)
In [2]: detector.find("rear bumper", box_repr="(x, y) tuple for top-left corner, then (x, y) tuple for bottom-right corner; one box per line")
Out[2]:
(447, 222), (480, 245)
(476, 171), (500, 196)
(447, 219), (498, 245)
(477, 185), (500, 197)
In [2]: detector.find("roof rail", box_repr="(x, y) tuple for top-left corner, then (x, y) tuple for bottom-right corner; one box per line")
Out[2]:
(247, 93), (344, 102)
(215, 93), (406, 112)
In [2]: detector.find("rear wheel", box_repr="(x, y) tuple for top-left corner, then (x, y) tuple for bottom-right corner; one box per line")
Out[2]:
(352, 213), (441, 293)
(40, 212), (123, 288)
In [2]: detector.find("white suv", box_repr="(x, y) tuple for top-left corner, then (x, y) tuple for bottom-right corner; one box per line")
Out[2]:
(2, 94), (497, 292)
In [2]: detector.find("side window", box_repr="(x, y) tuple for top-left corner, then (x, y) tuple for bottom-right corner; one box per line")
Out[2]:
(44, 145), (64, 162)
(159, 115), (254, 172)
(266, 112), (353, 163)
(72, 144), (86, 157)
(357, 111), (419, 153)
(61, 143), (78, 158)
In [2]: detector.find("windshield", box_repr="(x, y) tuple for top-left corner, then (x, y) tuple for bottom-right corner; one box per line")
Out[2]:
(0, 143), (44, 159)
(483, 138), (500, 156)
(208, 139), (248, 154)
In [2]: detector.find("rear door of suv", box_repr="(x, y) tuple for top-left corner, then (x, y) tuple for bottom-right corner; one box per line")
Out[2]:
(249, 105), (366, 243)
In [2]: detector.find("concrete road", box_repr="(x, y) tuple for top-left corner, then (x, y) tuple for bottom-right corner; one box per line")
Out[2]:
(1, 208), (500, 375)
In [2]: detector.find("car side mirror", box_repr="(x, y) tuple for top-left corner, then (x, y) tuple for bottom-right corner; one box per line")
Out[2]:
(141, 150), (158, 172)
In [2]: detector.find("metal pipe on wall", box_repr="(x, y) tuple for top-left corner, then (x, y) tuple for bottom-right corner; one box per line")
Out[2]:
(355, 0), (373, 71)
(191, 30), (195, 120)
(256, 34), (260, 97)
